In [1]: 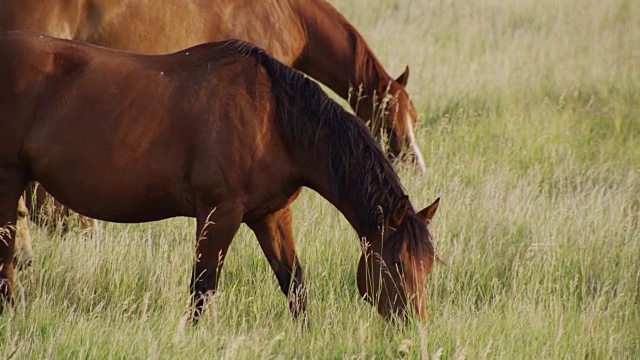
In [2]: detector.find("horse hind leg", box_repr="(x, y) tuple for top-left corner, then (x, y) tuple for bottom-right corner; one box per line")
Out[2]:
(247, 205), (307, 321)
(190, 204), (243, 323)
(14, 196), (33, 269)
(0, 166), (27, 313)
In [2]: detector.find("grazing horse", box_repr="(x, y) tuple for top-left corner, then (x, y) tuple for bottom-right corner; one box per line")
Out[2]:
(1, 0), (426, 268)
(0, 31), (438, 321)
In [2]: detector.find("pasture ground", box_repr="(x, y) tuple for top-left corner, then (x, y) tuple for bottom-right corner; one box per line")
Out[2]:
(1, 0), (638, 358)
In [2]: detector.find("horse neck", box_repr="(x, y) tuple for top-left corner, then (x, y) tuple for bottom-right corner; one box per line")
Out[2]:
(291, 0), (391, 108)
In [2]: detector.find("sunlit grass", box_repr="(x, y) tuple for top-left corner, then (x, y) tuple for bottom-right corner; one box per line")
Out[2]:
(2, 0), (639, 358)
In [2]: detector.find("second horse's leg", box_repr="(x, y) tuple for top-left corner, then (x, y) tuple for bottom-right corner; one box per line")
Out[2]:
(0, 166), (26, 313)
(14, 196), (33, 269)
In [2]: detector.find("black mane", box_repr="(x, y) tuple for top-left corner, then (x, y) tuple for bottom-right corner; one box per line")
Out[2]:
(221, 40), (406, 232)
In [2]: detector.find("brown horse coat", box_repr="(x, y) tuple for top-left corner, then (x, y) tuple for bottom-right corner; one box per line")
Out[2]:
(0, 31), (438, 321)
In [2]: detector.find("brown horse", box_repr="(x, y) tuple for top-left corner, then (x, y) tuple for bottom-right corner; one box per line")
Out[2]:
(0, 31), (438, 321)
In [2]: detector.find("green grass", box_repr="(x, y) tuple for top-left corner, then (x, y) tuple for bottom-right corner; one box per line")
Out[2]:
(2, 0), (639, 358)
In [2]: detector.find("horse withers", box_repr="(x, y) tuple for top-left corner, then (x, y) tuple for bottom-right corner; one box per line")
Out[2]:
(0, 31), (438, 322)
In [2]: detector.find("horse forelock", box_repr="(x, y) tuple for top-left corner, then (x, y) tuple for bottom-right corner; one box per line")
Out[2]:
(401, 213), (436, 260)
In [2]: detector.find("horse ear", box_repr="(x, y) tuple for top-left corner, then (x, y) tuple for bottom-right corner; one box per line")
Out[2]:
(390, 195), (410, 229)
(395, 66), (410, 87)
(417, 197), (440, 225)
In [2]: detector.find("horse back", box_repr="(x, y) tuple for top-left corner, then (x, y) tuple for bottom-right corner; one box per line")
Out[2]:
(0, 30), (201, 120)
(1, 0), (307, 64)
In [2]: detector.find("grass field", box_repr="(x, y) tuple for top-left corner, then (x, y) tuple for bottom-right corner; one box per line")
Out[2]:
(2, 0), (639, 358)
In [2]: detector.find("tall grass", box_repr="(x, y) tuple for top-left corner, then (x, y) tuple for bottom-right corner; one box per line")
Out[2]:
(2, 0), (638, 358)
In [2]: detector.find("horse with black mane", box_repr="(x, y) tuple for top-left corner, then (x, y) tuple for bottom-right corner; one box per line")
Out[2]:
(0, 31), (438, 321)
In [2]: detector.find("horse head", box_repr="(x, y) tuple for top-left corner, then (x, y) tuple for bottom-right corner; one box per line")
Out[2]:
(357, 196), (439, 321)
(358, 66), (426, 173)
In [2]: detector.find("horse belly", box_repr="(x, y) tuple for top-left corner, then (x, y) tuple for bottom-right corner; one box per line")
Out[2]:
(32, 164), (192, 223)
(25, 127), (193, 223)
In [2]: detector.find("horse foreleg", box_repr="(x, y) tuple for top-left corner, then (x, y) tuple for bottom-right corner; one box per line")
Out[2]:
(247, 205), (307, 320)
(189, 205), (242, 322)
(14, 196), (33, 269)
(0, 167), (26, 313)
